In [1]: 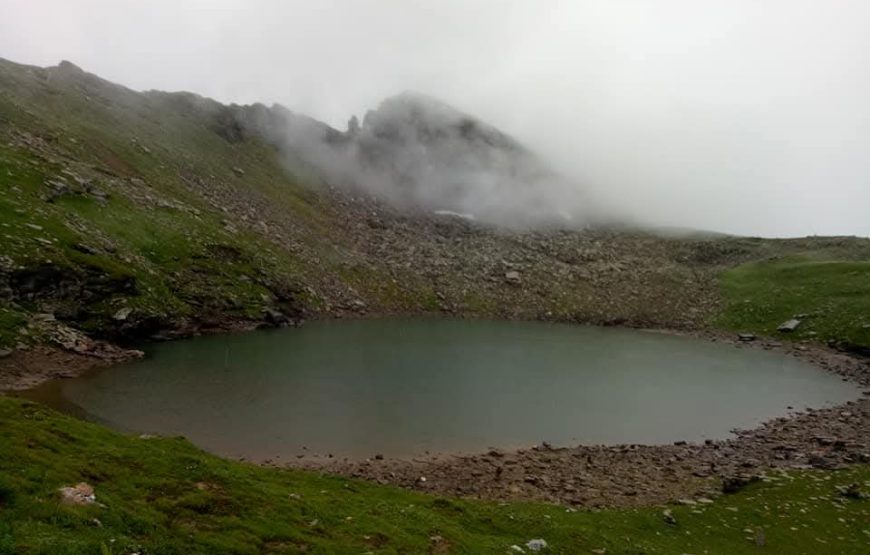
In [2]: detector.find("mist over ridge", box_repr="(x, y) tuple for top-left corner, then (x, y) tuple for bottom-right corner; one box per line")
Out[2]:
(3, 1), (870, 237)
(237, 90), (613, 230)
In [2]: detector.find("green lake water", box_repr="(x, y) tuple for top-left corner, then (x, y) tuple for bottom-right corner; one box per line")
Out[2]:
(26, 319), (859, 459)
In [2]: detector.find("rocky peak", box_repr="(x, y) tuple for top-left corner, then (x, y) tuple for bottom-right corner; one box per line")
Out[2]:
(359, 91), (524, 154)
(55, 60), (84, 74)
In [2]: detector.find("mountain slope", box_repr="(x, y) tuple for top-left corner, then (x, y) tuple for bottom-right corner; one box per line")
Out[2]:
(0, 57), (869, 371)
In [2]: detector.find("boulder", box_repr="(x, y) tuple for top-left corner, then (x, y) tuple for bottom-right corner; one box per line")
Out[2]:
(44, 178), (71, 202)
(59, 482), (96, 505)
(113, 307), (133, 321)
(263, 308), (289, 326)
(722, 474), (759, 494)
(505, 271), (521, 285)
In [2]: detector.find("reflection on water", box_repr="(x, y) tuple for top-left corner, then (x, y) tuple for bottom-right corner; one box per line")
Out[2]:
(24, 319), (859, 459)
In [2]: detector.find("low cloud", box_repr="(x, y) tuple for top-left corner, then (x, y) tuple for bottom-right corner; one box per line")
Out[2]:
(3, 0), (869, 237)
(242, 92), (612, 229)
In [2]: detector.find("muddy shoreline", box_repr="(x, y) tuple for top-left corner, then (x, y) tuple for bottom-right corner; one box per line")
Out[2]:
(2, 320), (868, 509)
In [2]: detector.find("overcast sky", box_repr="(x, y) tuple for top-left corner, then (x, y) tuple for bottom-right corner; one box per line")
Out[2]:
(2, 0), (868, 237)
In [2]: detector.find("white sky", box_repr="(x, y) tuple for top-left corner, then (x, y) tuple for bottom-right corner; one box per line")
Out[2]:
(1, 0), (868, 237)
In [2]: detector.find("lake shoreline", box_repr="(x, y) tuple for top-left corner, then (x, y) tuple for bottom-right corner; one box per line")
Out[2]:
(285, 332), (869, 508)
(3, 312), (866, 390)
(2, 317), (868, 509)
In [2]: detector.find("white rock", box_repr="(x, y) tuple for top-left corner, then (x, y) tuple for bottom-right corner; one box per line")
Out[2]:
(113, 307), (133, 321)
(58, 483), (96, 505)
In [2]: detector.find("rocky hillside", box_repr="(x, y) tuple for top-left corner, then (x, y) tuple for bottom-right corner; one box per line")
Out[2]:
(0, 58), (868, 370)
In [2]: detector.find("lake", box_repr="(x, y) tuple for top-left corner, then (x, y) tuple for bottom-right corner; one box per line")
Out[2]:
(25, 319), (859, 459)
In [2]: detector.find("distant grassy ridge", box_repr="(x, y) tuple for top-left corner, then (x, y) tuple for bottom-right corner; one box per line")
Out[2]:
(0, 396), (867, 554)
(717, 254), (870, 350)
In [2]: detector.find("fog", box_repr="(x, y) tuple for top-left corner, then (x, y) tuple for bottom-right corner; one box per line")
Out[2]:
(2, 1), (869, 236)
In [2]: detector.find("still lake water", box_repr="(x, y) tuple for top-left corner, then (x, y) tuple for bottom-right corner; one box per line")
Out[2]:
(27, 319), (858, 459)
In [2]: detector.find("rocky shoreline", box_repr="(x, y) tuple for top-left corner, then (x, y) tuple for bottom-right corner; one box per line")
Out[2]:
(2, 320), (868, 510)
(0, 312), (301, 391)
(288, 333), (869, 508)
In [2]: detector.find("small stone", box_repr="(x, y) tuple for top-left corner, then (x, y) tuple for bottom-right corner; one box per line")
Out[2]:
(504, 271), (521, 285)
(777, 319), (801, 332)
(72, 243), (99, 255)
(525, 539), (548, 551)
(662, 509), (677, 525)
(232, 167), (245, 177)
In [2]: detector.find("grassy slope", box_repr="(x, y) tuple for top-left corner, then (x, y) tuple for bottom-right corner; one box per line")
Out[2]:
(717, 253), (870, 349)
(1, 397), (867, 555)
(0, 59), (343, 347)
